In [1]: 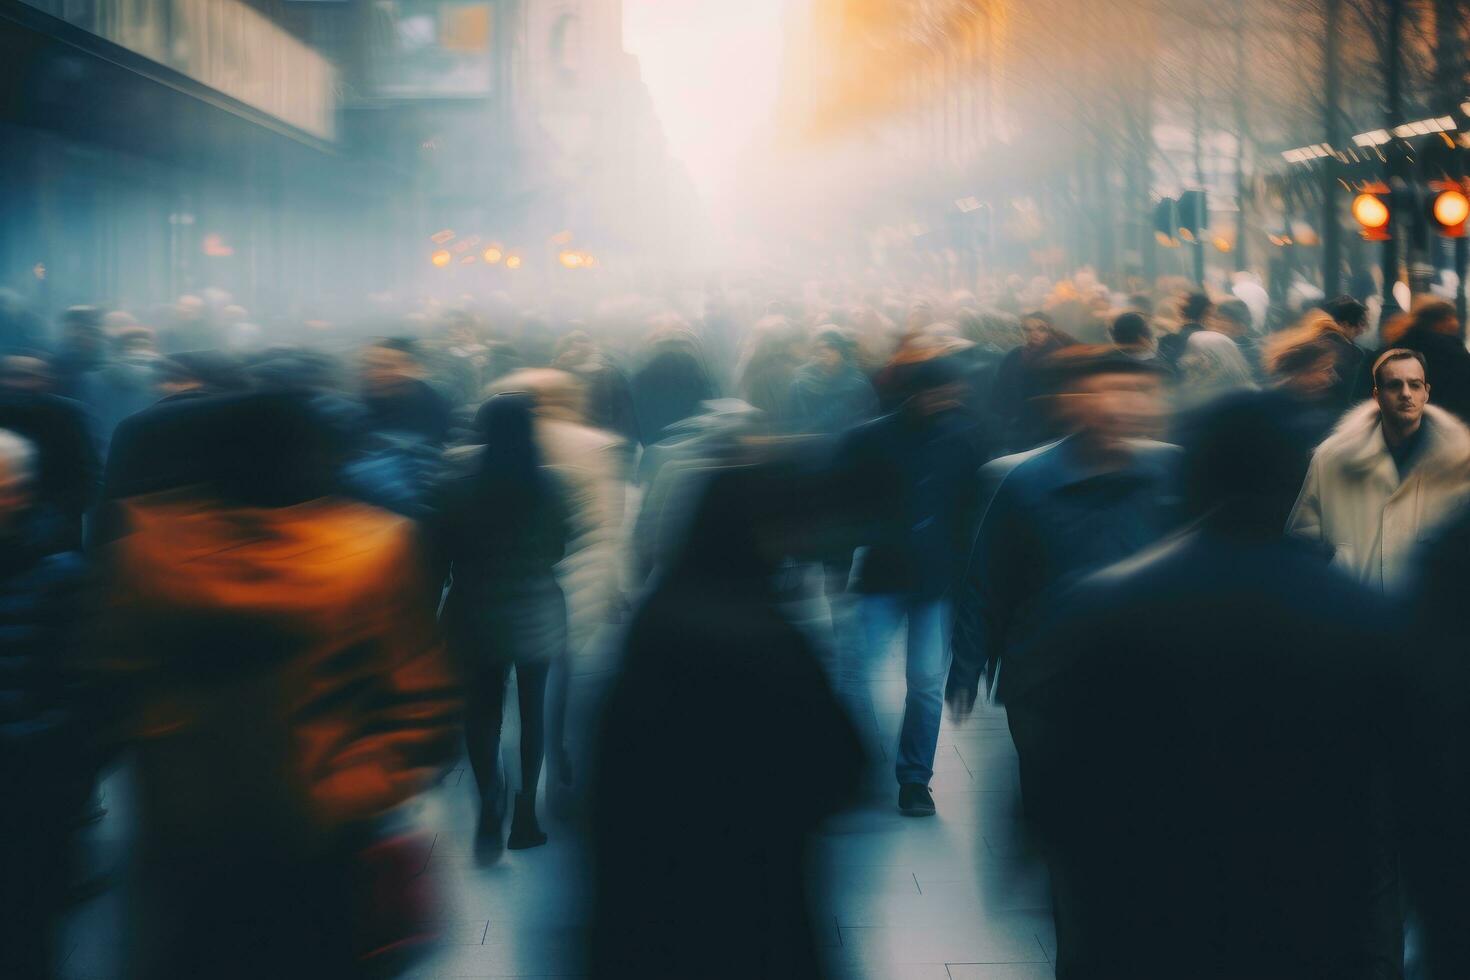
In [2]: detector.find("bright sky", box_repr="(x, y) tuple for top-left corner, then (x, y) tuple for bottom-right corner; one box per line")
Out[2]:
(623, 0), (790, 205)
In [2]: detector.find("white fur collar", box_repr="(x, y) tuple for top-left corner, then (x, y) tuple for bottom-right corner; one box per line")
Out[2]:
(1319, 401), (1470, 475)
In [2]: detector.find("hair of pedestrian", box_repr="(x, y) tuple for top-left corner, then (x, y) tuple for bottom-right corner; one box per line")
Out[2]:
(1326, 295), (1367, 329)
(1109, 311), (1152, 346)
(1182, 291), (1213, 322)
(1372, 348), (1428, 388)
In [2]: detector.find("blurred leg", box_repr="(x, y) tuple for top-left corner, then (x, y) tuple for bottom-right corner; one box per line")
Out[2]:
(465, 660), (512, 804)
(514, 661), (552, 798)
(508, 661), (552, 850)
(848, 594), (904, 765)
(545, 655), (573, 785)
(895, 596), (953, 787)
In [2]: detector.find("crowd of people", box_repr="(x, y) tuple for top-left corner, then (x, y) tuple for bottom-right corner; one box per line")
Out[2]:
(2, 270), (1470, 978)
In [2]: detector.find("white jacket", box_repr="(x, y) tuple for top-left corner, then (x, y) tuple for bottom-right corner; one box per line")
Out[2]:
(1288, 402), (1470, 591)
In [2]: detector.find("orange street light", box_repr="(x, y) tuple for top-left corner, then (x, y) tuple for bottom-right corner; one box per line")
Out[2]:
(1431, 188), (1470, 236)
(1352, 192), (1391, 240)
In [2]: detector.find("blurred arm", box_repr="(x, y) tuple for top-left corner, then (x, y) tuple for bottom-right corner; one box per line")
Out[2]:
(1285, 455), (1325, 544)
(313, 533), (462, 826)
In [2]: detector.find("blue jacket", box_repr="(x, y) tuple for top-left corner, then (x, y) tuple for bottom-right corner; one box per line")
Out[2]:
(836, 409), (986, 599)
(953, 436), (1181, 701)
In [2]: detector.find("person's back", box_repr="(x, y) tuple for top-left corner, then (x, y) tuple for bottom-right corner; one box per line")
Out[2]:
(590, 471), (862, 978)
(1401, 503), (1470, 979)
(0, 429), (91, 979)
(94, 392), (459, 978)
(0, 389), (98, 551)
(1022, 529), (1398, 979)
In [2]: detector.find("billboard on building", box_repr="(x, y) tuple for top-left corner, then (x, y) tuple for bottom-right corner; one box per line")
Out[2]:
(369, 1), (495, 98)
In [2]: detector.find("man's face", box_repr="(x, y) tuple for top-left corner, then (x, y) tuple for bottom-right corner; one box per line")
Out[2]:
(1022, 318), (1051, 349)
(1336, 316), (1367, 339)
(1374, 357), (1429, 428)
(1057, 371), (1166, 446)
(359, 346), (417, 396)
(812, 343), (843, 374)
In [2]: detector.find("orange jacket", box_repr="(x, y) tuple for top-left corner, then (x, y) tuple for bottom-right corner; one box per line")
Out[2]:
(95, 490), (460, 849)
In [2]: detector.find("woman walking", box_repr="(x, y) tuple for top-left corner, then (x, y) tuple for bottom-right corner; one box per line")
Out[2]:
(435, 393), (570, 859)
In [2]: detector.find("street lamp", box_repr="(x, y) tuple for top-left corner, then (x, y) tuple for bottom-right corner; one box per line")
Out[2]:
(1351, 192), (1391, 240)
(1431, 187), (1470, 236)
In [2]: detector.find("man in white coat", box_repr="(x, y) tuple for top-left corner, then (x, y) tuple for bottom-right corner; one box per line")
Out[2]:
(1288, 348), (1470, 592)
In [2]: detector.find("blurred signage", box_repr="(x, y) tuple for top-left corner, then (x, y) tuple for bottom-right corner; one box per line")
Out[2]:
(369, 1), (495, 98)
(21, 0), (336, 140)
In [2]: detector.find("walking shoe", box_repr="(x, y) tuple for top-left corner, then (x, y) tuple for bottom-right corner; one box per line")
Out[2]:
(507, 791), (548, 850)
(898, 783), (937, 817)
(474, 777), (508, 864)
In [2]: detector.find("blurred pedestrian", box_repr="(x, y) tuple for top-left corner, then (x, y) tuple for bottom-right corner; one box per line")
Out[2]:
(988, 311), (1075, 452)
(359, 338), (451, 446)
(1322, 296), (1370, 411)
(0, 356), (99, 552)
(51, 306), (107, 405)
(630, 330), (714, 451)
(1211, 297), (1261, 377)
(835, 350), (985, 816)
(1401, 500), (1470, 979)
(1175, 331), (1257, 411)
(94, 391), (459, 979)
(0, 429), (93, 979)
(1158, 291), (1211, 370)
(950, 348), (1178, 800)
(1107, 311), (1164, 367)
(1016, 395), (1401, 979)
(786, 326), (878, 435)
(589, 468), (862, 979)
(553, 330), (640, 447)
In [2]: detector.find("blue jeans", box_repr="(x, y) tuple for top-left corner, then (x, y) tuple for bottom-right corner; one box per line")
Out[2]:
(846, 594), (953, 786)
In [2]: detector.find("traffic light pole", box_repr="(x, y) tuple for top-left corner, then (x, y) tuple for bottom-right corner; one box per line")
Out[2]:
(1383, 0), (1406, 313)
(1457, 236), (1468, 325)
(1321, 0), (1343, 297)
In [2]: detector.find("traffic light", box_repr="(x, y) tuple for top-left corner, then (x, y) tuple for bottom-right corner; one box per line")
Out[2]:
(1352, 189), (1391, 241)
(1177, 190), (1207, 242)
(1153, 198), (1179, 246)
(1429, 183), (1470, 237)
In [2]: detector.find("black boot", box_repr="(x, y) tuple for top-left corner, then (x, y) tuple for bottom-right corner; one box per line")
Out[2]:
(506, 791), (548, 850)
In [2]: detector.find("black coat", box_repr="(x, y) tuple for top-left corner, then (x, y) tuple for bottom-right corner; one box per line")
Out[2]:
(0, 527), (91, 790)
(589, 472), (862, 980)
(1015, 526), (1401, 980)
(0, 392), (99, 552)
(1400, 503), (1470, 979)
(834, 409), (985, 599)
